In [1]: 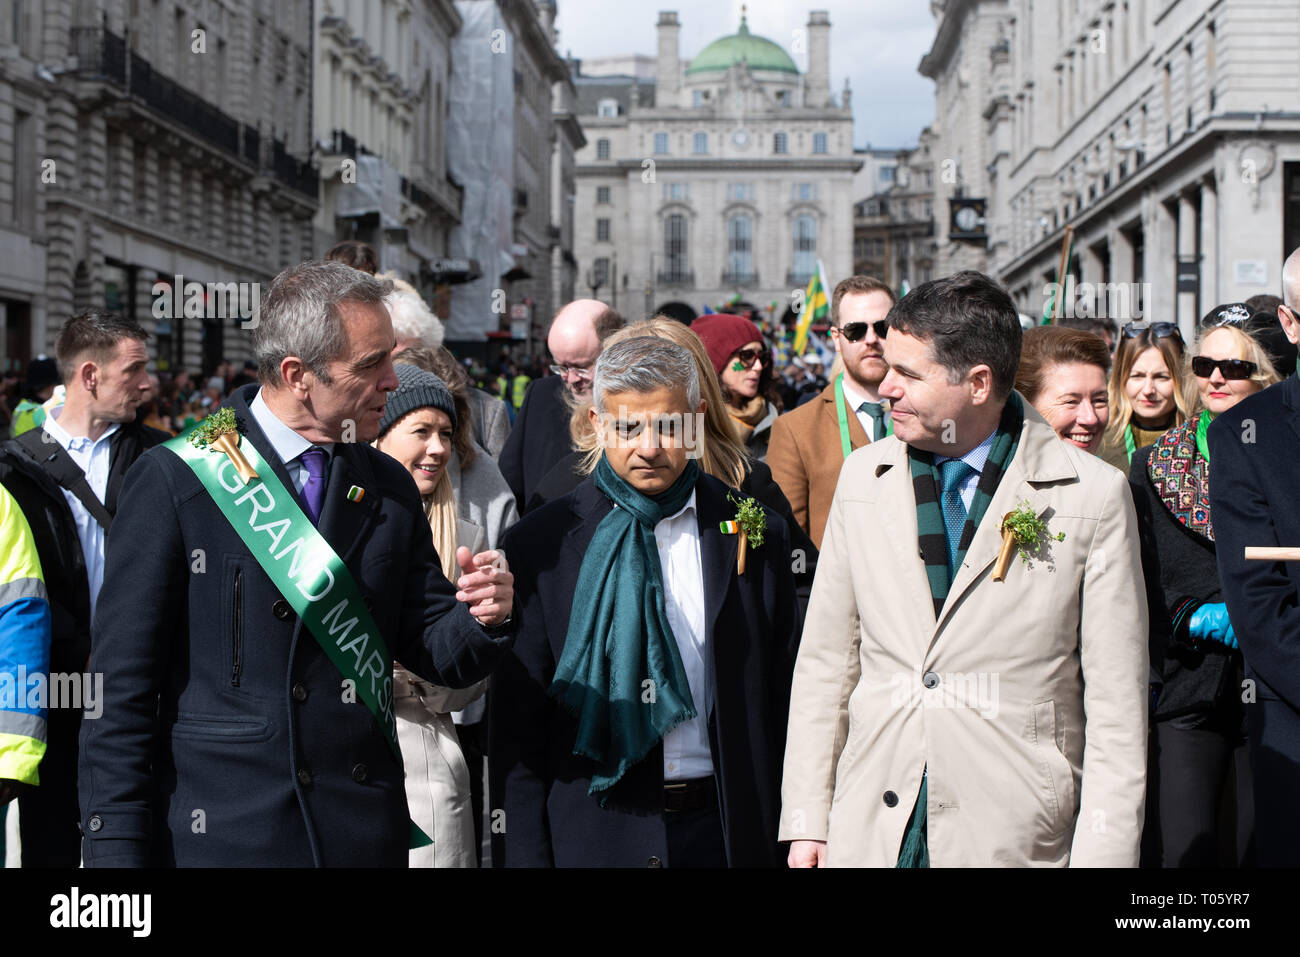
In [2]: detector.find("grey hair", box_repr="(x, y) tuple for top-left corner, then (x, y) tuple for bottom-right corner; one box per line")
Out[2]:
(385, 288), (445, 350)
(254, 260), (393, 386)
(592, 336), (700, 411)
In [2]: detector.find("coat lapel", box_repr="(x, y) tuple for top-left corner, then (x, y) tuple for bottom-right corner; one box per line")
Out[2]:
(871, 442), (938, 626)
(1283, 374), (1300, 448)
(317, 444), (381, 569)
(818, 382), (870, 450)
(936, 411), (1078, 634)
(694, 475), (739, 645)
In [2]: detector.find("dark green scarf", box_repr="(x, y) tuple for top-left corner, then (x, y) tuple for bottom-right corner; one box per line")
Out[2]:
(897, 392), (1025, 867)
(550, 455), (700, 801)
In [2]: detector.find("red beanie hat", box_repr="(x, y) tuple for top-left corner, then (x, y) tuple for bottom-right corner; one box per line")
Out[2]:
(690, 314), (763, 375)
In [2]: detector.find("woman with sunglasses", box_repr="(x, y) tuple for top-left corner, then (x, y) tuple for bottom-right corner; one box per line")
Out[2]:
(1130, 304), (1282, 867)
(1100, 322), (1191, 471)
(690, 313), (783, 460)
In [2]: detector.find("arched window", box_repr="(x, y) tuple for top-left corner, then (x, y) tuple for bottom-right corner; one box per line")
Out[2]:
(792, 215), (817, 283)
(727, 215), (753, 282)
(596, 138), (610, 160)
(663, 214), (688, 283)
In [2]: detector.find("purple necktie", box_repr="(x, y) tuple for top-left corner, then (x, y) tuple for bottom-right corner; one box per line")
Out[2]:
(300, 447), (327, 525)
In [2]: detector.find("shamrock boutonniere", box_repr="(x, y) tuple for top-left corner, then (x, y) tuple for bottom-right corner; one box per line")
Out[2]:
(189, 407), (258, 485)
(993, 500), (1064, 581)
(721, 492), (767, 575)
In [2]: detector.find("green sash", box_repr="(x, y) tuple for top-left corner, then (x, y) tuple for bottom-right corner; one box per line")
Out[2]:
(163, 432), (432, 849)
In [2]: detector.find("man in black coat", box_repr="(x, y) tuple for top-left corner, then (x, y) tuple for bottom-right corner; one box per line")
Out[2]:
(499, 299), (622, 511)
(491, 336), (800, 867)
(0, 310), (167, 866)
(78, 262), (516, 867)
(1209, 253), (1300, 865)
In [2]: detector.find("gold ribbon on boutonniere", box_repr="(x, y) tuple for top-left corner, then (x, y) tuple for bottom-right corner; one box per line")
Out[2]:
(993, 500), (1065, 581)
(723, 492), (767, 575)
(188, 407), (259, 485)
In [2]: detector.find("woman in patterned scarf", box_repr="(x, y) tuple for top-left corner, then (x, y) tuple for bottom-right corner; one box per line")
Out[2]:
(1130, 303), (1281, 868)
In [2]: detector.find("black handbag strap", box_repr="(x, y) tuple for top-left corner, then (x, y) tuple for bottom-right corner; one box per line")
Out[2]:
(15, 427), (114, 531)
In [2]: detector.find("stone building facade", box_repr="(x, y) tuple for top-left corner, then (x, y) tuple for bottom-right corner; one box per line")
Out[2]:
(2, 0), (318, 376)
(572, 10), (859, 326)
(853, 129), (938, 292)
(921, 0), (1300, 334)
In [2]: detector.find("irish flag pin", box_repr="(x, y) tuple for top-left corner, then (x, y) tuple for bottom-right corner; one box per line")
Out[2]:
(347, 485), (366, 503)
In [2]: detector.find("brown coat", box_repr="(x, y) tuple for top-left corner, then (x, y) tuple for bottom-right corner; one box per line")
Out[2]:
(766, 381), (870, 550)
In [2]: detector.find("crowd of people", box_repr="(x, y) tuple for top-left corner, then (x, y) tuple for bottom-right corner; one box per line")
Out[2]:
(2, 236), (1300, 869)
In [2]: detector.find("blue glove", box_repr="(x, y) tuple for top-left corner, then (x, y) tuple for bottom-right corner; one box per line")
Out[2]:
(1188, 603), (1239, 649)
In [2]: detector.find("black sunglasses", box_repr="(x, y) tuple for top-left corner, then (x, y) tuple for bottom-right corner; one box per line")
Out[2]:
(1191, 356), (1257, 380)
(1122, 321), (1181, 341)
(838, 320), (889, 342)
(731, 346), (772, 369)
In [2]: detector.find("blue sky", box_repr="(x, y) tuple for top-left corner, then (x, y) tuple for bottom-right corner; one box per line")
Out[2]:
(554, 0), (937, 149)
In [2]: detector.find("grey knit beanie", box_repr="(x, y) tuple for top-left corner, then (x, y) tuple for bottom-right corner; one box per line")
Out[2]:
(378, 363), (457, 436)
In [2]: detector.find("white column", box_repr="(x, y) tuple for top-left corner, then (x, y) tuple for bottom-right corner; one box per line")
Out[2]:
(1200, 177), (1218, 315)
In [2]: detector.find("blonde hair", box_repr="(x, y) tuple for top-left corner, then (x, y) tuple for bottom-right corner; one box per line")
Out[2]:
(1103, 330), (1190, 449)
(570, 317), (750, 488)
(1187, 323), (1282, 413)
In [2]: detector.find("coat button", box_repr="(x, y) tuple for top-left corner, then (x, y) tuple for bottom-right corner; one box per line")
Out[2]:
(297, 768), (312, 786)
(351, 763), (368, 783)
(647, 856), (662, 868)
(883, 791), (899, 808)
(292, 682), (308, 702)
(272, 599), (292, 620)
(87, 814), (103, 831)
(922, 671), (940, 689)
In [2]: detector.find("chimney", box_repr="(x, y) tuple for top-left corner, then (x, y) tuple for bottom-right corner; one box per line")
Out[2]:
(657, 11), (681, 105)
(805, 10), (831, 109)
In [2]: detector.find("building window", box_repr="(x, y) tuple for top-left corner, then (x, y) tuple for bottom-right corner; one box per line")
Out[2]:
(727, 183), (753, 202)
(664, 183), (688, 201)
(792, 183), (817, 201)
(692, 90), (704, 107)
(654, 132), (669, 154)
(773, 132), (788, 154)
(596, 186), (610, 204)
(664, 213), (688, 281)
(880, 166), (895, 182)
(598, 98), (619, 118)
(11, 110), (35, 230)
(813, 132), (828, 154)
(596, 218), (610, 242)
(596, 138), (611, 160)
(727, 215), (753, 280)
(693, 132), (708, 154)
(793, 215), (817, 281)
(775, 90), (789, 107)
(593, 257), (610, 286)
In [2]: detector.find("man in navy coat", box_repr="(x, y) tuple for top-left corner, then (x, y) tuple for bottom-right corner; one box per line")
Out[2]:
(78, 261), (515, 867)
(491, 336), (800, 867)
(1209, 246), (1300, 866)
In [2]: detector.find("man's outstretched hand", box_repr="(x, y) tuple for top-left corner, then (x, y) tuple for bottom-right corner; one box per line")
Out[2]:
(455, 546), (513, 628)
(788, 840), (827, 868)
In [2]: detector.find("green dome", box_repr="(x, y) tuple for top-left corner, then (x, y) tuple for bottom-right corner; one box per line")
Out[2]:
(685, 15), (799, 76)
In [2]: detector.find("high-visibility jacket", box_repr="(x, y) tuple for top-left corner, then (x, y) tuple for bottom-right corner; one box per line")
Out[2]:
(511, 374), (530, 411)
(9, 399), (46, 438)
(0, 483), (51, 786)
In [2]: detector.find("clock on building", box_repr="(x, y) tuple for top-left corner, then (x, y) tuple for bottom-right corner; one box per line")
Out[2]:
(731, 128), (750, 149)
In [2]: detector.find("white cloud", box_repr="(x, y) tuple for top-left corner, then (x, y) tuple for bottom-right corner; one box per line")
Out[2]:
(554, 0), (936, 148)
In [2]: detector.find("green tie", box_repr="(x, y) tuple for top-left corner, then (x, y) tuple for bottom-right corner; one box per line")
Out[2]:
(939, 458), (976, 577)
(859, 401), (887, 442)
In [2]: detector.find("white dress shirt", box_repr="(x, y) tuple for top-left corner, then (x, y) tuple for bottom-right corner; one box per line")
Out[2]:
(839, 375), (890, 439)
(248, 390), (334, 495)
(933, 428), (996, 512)
(654, 491), (714, 781)
(42, 407), (118, 622)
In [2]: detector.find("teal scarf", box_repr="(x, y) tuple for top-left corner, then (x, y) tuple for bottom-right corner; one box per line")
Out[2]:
(550, 455), (700, 801)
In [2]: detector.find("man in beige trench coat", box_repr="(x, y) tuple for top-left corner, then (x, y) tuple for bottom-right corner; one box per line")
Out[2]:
(780, 272), (1148, 867)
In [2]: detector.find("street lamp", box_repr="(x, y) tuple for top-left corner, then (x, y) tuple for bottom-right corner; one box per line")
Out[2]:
(585, 267), (604, 302)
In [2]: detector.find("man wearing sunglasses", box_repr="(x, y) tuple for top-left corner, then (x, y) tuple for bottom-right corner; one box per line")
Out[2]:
(1210, 245), (1300, 865)
(768, 276), (896, 549)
